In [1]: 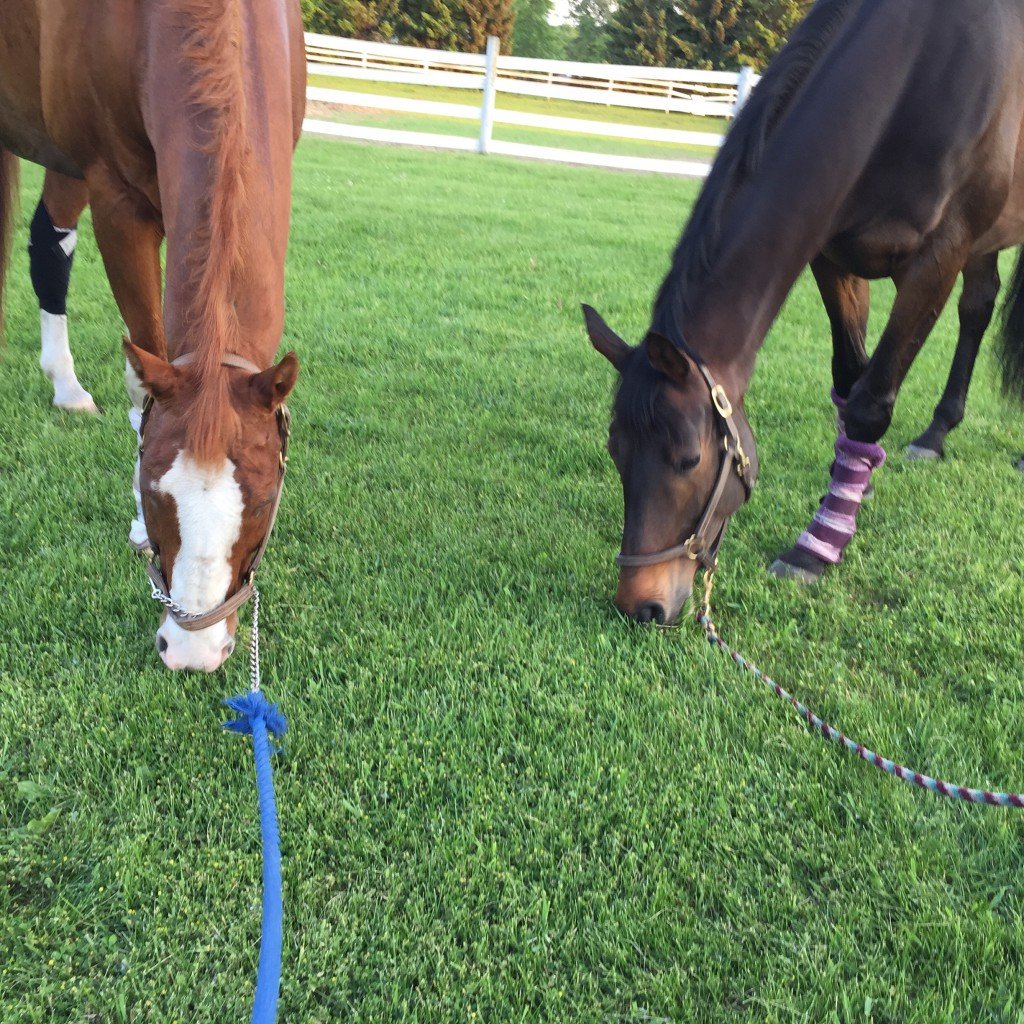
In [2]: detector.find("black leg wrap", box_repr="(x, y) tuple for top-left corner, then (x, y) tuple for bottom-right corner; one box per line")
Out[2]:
(29, 200), (76, 316)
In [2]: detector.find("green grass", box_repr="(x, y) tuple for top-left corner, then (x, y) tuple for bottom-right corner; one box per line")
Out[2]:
(3, 141), (1024, 1024)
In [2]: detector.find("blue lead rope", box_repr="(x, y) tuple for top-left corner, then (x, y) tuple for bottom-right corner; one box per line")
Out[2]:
(223, 690), (288, 1024)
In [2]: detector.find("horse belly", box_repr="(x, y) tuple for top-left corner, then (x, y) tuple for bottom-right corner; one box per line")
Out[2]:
(0, 2), (83, 175)
(823, 222), (928, 281)
(973, 132), (1024, 254)
(0, 113), (82, 176)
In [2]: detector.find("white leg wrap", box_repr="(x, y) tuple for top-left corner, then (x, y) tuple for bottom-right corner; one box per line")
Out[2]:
(39, 311), (98, 412)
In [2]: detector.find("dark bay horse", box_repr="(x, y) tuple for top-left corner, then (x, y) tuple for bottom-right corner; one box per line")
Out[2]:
(584, 0), (1024, 623)
(0, 0), (306, 670)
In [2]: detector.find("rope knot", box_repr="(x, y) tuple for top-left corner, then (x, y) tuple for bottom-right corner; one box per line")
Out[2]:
(223, 690), (288, 741)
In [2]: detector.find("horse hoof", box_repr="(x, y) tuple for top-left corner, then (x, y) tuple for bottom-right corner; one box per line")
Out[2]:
(768, 559), (822, 585)
(54, 391), (100, 415)
(905, 443), (940, 461)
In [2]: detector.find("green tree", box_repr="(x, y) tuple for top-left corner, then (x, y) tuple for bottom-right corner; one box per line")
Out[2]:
(566, 0), (612, 63)
(606, 0), (809, 70)
(513, 0), (566, 58)
(607, 0), (675, 66)
(733, 0), (811, 69)
(398, 0), (465, 49)
(462, 0), (516, 51)
(302, 0), (400, 39)
(398, 0), (514, 51)
(675, 0), (811, 70)
(674, 0), (741, 69)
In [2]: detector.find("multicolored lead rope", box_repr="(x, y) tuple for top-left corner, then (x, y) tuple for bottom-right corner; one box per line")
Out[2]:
(696, 571), (1024, 808)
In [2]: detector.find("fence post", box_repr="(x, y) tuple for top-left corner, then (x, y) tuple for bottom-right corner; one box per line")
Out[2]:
(478, 35), (499, 154)
(734, 65), (755, 116)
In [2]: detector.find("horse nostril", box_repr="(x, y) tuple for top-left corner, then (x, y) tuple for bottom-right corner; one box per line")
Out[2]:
(635, 602), (666, 625)
(222, 638), (235, 660)
(156, 635), (169, 656)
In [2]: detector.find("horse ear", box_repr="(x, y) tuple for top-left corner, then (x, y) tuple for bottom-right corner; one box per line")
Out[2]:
(645, 332), (694, 385)
(123, 339), (183, 403)
(582, 304), (631, 370)
(249, 351), (299, 411)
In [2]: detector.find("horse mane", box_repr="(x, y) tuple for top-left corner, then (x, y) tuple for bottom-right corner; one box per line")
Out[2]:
(652, 0), (861, 340)
(179, 0), (250, 461)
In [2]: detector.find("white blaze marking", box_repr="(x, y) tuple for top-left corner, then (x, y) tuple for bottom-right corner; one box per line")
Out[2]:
(40, 311), (96, 411)
(155, 452), (243, 671)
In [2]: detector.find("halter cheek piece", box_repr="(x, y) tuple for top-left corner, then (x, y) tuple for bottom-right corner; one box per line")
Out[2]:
(136, 351), (291, 633)
(615, 355), (755, 573)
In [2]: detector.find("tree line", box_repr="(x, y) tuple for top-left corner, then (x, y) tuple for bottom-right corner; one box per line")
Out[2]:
(302, 0), (812, 71)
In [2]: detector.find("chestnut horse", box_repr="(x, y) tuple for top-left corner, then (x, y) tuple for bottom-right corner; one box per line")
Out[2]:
(585, 0), (1024, 623)
(0, 0), (306, 670)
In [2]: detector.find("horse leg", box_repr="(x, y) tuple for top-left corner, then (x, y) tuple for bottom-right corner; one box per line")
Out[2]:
(795, 241), (966, 566)
(771, 256), (870, 584)
(87, 170), (165, 550)
(32, 171), (96, 412)
(845, 239), (967, 444)
(906, 251), (999, 460)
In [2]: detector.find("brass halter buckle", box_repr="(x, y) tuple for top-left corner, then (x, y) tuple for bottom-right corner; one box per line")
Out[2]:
(682, 535), (703, 561)
(711, 384), (733, 418)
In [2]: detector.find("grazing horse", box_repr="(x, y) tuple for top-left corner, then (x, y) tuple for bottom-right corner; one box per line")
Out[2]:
(0, 0), (306, 670)
(584, 0), (1024, 623)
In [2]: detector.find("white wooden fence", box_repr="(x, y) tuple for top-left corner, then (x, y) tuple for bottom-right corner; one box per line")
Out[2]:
(303, 33), (758, 177)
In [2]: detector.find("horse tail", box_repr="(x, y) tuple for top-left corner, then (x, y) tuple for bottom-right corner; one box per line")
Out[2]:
(999, 247), (1024, 401)
(0, 146), (19, 336)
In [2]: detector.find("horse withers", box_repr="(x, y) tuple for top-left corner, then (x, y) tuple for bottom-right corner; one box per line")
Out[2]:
(0, 0), (306, 670)
(585, 0), (1024, 623)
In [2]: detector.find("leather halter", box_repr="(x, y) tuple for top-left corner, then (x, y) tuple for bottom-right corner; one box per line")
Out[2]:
(137, 351), (291, 632)
(615, 353), (755, 573)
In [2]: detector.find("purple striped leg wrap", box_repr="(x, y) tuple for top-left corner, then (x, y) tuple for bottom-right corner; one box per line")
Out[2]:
(796, 391), (886, 565)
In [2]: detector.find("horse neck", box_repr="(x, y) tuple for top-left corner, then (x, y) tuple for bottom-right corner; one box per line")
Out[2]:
(147, 0), (301, 368)
(652, 0), (925, 401)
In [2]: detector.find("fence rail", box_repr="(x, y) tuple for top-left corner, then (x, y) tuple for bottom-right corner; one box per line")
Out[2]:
(306, 33), (756, 118)
(303, 33), (755, 177)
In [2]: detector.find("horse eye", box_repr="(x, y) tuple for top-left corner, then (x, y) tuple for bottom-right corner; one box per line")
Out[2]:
(674, 454), (700, 474)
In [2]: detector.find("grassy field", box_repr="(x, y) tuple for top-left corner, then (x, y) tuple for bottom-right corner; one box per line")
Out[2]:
(306, 73), (726, 163)
(3, 140), (1024, 1024)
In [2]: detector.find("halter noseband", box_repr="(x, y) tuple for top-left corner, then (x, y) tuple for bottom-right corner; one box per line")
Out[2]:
(137, 351), (292, 632)
(615, 353), (755, 573)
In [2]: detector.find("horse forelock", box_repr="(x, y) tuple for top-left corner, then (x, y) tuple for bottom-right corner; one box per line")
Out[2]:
(614, 353), (680, 447)
(178, 0), (249, 463)
(653, 0), (861, 336)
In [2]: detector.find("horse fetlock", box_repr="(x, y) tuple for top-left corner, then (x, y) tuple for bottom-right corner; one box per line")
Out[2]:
(906, 424), (947, 460)
(843, 390), (892, 444)
(39, 312), (98, 412)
